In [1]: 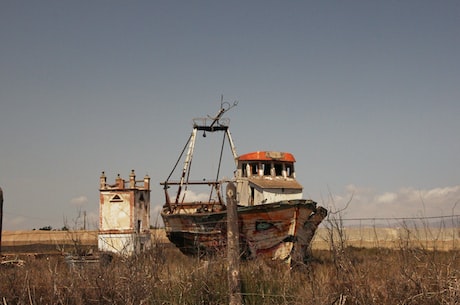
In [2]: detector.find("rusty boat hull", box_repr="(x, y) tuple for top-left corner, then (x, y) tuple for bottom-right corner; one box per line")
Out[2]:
(161, 199), (327, 262)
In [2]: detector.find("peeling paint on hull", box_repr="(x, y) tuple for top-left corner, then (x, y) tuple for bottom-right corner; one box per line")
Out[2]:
(161, 199), (327, 262)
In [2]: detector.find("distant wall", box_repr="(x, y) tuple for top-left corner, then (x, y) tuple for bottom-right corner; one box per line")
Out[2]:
(312, 227), (460, 251)
(2, 229), (168, 247)
(2, 227), (459, 251)
(2, 230), (99, 246)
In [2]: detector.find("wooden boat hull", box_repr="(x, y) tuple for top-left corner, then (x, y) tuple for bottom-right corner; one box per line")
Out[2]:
(161, 199), (327, 262)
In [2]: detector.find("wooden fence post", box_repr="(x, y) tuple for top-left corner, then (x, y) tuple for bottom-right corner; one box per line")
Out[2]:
(227, 195), (242, 305)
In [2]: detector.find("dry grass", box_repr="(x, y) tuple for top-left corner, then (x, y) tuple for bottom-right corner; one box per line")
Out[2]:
(1, 241), (459, 305)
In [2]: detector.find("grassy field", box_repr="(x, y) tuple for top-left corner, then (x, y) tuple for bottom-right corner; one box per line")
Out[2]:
(1, 226), (459, 305)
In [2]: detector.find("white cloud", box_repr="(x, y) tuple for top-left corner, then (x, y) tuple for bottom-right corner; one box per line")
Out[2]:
(7, 216), (27, 228)
(70, 195), (88, 206)
(376, 192), (398, 204)
(326, 184), (460, 222)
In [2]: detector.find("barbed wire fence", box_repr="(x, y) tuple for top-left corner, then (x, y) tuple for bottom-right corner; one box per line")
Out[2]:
(2, 214), (459, 252)
(317, 213), (460, 251)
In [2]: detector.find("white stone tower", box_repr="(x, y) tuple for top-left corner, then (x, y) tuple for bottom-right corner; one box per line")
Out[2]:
(98, 170), (151, 255)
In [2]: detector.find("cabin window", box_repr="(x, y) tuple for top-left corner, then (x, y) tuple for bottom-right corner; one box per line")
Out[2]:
(286, 164), (293, 177)
(262, 162), (271, 176)
(251, 163), (258, 175)
(242, 163), (248, 177)
(274, 163), (283, 176)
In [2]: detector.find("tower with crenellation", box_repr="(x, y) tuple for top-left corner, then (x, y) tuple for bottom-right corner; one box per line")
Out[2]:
(98, 170), (151, 255)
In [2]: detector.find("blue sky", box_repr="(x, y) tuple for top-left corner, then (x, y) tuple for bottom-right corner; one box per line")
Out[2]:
(1, 1), (459, 230)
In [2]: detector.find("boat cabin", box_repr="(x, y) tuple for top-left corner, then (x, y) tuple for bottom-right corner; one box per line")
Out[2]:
(235, 151), (303, 206)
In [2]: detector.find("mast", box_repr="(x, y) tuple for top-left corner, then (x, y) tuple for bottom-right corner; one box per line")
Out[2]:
(226, 128), (238, 167)
(166, 98), (239, 206)
(175, 128), (197, 204)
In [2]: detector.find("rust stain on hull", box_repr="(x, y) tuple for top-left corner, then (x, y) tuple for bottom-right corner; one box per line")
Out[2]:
(162, 200), (327, 262)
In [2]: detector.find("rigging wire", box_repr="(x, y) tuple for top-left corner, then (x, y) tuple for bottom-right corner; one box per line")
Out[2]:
(165, 133), (193, 183)
(208, 129), (228, 203)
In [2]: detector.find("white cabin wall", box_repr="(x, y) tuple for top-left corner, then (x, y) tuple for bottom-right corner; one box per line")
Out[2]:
(262, 189), (303, 203)
(252, 188), (303, 205)
(236, 180), (250, 206)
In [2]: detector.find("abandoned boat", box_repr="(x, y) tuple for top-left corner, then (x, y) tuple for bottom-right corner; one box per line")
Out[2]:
(160, 102), (327, 263)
